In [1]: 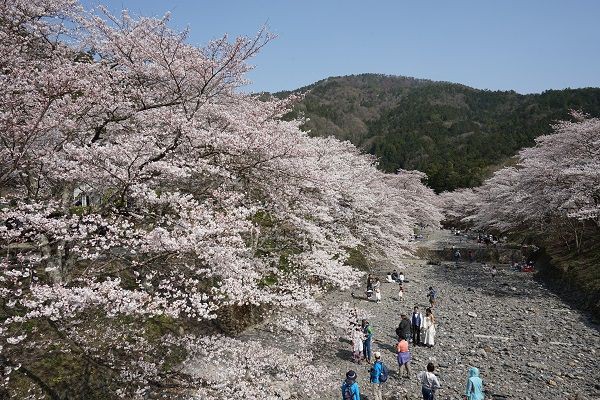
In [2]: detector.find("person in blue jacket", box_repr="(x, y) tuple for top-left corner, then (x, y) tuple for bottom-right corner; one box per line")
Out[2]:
(341, 370), (360, 400)
(464, 367), (484, 400)
(369, 352), (384, 400)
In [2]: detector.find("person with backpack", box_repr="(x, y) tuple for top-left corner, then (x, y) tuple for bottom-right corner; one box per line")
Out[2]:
(417, 362), (441, 400)
(341, 370), (360, 400)
(362, 319), (373, 363)
(369, 352), (388, 400)
(464, 367), (484, 400)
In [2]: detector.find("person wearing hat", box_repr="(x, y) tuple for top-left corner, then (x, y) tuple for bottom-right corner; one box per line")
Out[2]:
(369, 352), (384, 400)
(341, 370), (360, 400)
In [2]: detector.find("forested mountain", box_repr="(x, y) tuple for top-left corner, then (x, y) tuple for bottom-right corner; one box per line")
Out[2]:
(276, 74), (600, 192)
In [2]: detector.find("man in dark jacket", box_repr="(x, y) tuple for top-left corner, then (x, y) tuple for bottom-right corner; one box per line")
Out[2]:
(395, 314), (411, 341)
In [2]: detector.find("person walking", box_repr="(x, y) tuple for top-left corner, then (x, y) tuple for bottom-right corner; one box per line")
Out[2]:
(417, 362), (441, 400)
(396, 337), (411, 378)
(375, 287), (382, 303)
(369, 352), (384, 400)
(395, 314), (411, 341)
(362, 319), (374, 363)
(341, 370), (360, 400)
(422, 308), (436, 348)
(464, 367), (484, 400)
(427, 287), (436, 308)
(454, 249), (461, 263)
(411, 306), (423, 345)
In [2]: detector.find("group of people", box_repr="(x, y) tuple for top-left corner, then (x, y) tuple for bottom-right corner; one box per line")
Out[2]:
(343, 271), (485, 399)
(365, 274), (382, 303)
(366, 271), (408, 304)
(342, 362), (484, 400)
(477, 232), (499, 246)
(400, 305), (436, 348)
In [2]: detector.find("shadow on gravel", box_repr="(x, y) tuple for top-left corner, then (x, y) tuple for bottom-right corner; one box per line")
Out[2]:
(339, 337), (352, 345)
(375, 341), (397, 355)
(334, 348), (353, 362)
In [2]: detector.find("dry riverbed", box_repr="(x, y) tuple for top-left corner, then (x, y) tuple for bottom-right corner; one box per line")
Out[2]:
(244, 231), (600, 399)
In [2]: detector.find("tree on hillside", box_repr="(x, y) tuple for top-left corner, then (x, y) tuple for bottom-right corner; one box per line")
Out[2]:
(0, 1), (441, 398)
(442, 112), (600, 250)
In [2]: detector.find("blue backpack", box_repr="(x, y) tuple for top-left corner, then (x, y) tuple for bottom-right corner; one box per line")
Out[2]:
(342, 381), (355, 399)
(378, 361), (389, 383)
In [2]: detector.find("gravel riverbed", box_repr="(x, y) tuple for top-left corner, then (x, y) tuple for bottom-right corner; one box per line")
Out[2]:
(309, 230), (600, 400)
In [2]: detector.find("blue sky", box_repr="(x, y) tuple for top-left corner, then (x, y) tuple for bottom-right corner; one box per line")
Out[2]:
(81, 0), (600, 94)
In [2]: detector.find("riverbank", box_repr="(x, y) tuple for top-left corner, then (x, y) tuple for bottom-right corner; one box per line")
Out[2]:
(308, 230), (600, 399)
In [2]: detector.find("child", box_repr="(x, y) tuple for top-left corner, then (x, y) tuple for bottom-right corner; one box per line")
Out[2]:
(398, 284), (404, 301)
(375, 287), (381, 303)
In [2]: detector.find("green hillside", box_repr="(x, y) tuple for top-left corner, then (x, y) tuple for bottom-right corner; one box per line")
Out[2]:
(276, 74), (600, 192)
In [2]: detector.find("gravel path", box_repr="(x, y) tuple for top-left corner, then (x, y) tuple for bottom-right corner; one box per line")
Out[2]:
(313, 230), (600, 400)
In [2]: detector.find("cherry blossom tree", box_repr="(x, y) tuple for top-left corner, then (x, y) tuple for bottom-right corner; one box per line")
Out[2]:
(0, 1), (441, 398)
(442, 112), (600, 251)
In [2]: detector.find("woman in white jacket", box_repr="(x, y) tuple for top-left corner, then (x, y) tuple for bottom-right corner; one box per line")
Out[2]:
(422, 307), (436, 347)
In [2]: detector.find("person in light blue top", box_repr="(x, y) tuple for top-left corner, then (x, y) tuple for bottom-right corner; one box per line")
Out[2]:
(341, 370), (360, 400)
(464, 367), (484, 400)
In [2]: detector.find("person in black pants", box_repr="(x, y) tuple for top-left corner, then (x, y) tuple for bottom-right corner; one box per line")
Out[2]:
(395, 314), (411, 341)
(411, 306), (423, 345)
